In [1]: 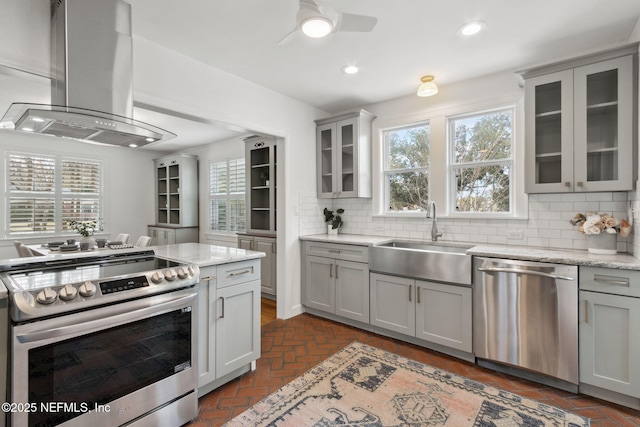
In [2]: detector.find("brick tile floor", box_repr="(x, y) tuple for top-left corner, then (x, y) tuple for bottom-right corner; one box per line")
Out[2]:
(192, 314), (640, 426)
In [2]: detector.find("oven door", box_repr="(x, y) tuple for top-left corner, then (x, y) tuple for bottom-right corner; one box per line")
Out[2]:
(11, 288), (198, 427)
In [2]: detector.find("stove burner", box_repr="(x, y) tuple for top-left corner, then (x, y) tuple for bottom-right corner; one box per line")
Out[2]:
(0, 250), (200, 322)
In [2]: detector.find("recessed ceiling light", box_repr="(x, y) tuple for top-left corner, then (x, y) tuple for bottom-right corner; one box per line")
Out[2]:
(342, 65), (359, 75)
(145, 137), (155, 142)
(21, 127), (35, 132)
(129, 143), (138, 148)
(32, 117), (45, 123)
(458, 21), (486, 37)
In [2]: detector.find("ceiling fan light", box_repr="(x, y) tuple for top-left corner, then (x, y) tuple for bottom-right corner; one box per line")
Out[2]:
(301, 17), (333, 38)
(417, 76), (438, 97)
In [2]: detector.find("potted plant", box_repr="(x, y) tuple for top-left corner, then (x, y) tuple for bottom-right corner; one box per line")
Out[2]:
(323, 207), (344, 235)
(260, 169), (269, 186)
(68, 219), (99, 246)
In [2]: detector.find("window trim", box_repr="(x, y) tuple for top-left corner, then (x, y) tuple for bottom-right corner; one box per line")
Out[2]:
(6, 151), (103, 238)
(447, 106), (515, 217)
(373, 98), (527, 220)
(382, 121), (431, 215)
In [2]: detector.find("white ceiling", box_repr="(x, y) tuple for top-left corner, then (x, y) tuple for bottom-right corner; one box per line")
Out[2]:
(127, 0), (640, 115)
(3, 0), (640, 151)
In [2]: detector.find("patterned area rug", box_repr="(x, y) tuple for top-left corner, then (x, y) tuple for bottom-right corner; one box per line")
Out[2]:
(225, 342), (589, 427)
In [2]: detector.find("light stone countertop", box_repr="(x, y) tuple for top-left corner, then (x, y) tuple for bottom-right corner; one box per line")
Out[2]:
(299, 233), (640, 271)
(0, 243), (264, 271)
(151, 243), (265, 267)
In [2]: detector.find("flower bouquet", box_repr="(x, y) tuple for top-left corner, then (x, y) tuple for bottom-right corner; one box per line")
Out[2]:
(570, 212), (631, 255)
(569, 212), (631, 237)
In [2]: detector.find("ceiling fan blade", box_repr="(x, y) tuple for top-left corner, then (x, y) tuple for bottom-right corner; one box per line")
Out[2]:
(277, 27), (299, 45)
(336, 13), (377, 32)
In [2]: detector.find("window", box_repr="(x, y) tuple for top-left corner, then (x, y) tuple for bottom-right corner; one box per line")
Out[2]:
(209, 159), (245, 232)
(383, 122), (430, 213)
(8, 153), (102, 235)
(449, 108), (513, 213)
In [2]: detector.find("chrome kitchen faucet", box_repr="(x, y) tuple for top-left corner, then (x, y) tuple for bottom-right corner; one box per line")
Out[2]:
(428, 201), (443, 241)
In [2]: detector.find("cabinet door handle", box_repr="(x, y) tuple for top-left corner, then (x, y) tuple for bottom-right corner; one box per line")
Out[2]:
(594, 275), (629, 287)
(201, 276), (216, 283)
(328, 249), (341, 253)
(272, 242), (276, 253)
(584, 299), (589, 324)
(409, 284), (412, 302)
(336, 264), (339, 279)
(330, 264), (334, 278)
(220, 296), (225, 319)
(228, 269), (252, 278)
(417, 286), (421, 304)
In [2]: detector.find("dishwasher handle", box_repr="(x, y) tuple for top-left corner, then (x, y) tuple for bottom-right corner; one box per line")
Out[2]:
(477, 267), (575, 281)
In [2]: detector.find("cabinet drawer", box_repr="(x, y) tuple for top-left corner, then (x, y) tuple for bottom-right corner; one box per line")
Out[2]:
(217, 260), (260, 288)
(580, 266), (640, 297)
(305, 241), (368, 263)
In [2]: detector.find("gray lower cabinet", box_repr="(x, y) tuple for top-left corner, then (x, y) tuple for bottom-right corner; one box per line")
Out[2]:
(238, 234), (277, 297)
(579, 266), (640, 400)
(197, 266), (217, 389)
(196, 260), (261, 397)
(370, 272), (472, 352)
(303, 242), (369, 323)
(149, 225), (198, 245)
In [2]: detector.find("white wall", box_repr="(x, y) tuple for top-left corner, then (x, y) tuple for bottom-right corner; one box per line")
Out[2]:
(185, 136), (246, 248)
(131, 37), (324, 319)
(299, 68), (635, 254)
(0, 131), (158, 259)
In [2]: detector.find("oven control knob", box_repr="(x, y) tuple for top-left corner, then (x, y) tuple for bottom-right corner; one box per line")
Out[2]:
(151, 271), (165, 283)
(79, 281), (97, 297)
(36, 288), (57, 305)
(165, 269), (177, 281)
(188, 265), (196, 277)
(58, 284), (78, 301)
(177, 267), (188, 279)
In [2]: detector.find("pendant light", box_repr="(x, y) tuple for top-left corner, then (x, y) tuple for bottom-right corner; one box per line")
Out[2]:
(417, 76), (438, 97)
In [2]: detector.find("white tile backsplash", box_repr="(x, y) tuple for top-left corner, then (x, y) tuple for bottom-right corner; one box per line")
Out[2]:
(300, 192), (636, 256)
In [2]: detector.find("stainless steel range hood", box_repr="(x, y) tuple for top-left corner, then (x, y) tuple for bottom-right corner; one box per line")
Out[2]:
(0, 0), (176, 148)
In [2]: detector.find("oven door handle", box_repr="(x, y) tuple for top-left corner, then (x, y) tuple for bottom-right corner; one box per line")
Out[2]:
(15, 291), (197, 344)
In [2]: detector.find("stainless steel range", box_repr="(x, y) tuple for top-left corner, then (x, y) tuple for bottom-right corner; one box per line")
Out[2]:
(0, 249), (200, 427)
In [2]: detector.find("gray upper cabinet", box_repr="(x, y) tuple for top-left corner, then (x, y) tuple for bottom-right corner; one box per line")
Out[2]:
(155, 154), (198, 226)
(521, 45), (637, 193)
(245, 136), (277, 233)
(316, 110), (375, 198)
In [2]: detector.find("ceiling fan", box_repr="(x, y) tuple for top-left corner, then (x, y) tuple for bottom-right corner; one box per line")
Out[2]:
(278, 0), (377, 45)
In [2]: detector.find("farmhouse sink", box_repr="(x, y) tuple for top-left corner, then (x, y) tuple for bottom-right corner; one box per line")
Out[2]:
(370, 240), (472, 285)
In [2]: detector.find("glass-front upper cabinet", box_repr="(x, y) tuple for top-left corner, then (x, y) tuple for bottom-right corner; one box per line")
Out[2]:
(523, 47), (635, 193)
(315, 110), (375, 199)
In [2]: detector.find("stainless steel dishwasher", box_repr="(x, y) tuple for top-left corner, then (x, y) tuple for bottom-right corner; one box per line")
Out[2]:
(473, 257), (579, 390)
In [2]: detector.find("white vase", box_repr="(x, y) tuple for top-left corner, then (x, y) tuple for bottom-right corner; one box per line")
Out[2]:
(80, 235), (96, 248)
(587, 233), (617, 255)
(327, 225), (339, 235)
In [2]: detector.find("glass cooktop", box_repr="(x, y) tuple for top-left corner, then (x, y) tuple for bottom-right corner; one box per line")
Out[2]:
(7, 256), (180, 292)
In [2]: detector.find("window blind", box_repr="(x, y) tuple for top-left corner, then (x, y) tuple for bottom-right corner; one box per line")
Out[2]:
(7, 153), (102, 235)
(209, 159), (246, 232)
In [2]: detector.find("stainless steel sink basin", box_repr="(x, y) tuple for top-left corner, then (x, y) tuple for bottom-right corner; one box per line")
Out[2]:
(370, 240), (472, 285)
(375, 240), (469, 254)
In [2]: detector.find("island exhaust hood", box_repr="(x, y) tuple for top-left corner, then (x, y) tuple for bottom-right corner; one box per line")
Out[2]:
(0, 0), (176, 148)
